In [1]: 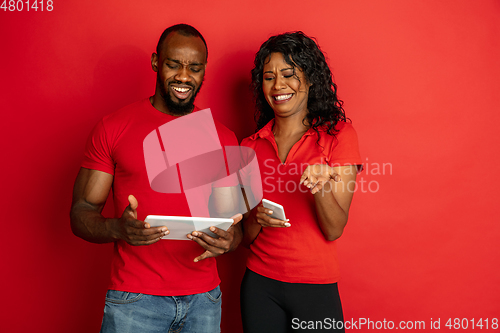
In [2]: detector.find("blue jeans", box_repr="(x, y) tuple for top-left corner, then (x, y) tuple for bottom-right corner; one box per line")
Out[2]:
(100, 286), (222, 333)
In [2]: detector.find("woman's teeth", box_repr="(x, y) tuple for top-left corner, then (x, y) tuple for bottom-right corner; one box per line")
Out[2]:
(275, 94), (292, 101)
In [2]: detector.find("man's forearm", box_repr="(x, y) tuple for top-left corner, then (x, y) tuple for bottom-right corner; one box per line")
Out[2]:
(70, 203), (117, 244)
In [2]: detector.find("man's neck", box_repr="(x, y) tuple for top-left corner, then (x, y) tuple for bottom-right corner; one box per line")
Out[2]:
(149, 95), (194, 116)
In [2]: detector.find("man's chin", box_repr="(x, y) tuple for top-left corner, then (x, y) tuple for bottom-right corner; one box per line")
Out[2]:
(172, 97), (191, 105)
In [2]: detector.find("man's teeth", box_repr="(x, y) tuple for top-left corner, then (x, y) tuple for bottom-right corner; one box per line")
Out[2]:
(275, 94), (292, 101)
(173, 87), (191, 93)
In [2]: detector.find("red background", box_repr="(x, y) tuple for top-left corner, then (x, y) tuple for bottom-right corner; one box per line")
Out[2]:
(1, 1), (499, 331)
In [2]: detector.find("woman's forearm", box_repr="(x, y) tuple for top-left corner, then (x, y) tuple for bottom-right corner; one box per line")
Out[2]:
(312, 165), (358, 241)
(313, 181), (349, 241)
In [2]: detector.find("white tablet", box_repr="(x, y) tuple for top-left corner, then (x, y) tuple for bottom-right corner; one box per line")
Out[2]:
(144, 216), (234, 240)
(262, 199), (288, 221)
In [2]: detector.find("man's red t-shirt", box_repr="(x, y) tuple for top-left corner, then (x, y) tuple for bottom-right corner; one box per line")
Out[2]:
(82, 98), (238, 296)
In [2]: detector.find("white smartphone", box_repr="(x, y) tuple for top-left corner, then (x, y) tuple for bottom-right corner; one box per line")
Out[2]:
(262, 199), (288, 221)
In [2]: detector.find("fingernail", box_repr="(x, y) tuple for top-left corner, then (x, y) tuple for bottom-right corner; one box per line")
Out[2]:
(187, 234), (193, 239)
(268, 210), (273, 215)
(192, 232), (198, 237)
(194, 259), (199, 262)
(161, 228), (167, 232)
(284, 222), (291, 227)
(210, 227), (215, 232)
(164, 231), (169, 235)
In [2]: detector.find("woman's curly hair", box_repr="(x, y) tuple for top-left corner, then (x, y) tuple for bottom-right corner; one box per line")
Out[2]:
(252, 31), (348, 136)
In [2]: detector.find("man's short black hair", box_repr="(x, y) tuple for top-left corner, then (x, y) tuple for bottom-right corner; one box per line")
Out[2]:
(156, 24), (208, 60)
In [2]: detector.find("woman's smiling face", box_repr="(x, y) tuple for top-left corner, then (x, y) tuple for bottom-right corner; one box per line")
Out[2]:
(262, 52), (310, 119)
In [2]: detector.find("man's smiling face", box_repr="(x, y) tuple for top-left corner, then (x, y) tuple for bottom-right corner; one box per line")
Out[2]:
(153, 32), (207, 116)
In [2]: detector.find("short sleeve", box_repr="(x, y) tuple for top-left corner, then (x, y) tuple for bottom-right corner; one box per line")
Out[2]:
(328, 123), (363, 171)
(81, 119), (115, 175)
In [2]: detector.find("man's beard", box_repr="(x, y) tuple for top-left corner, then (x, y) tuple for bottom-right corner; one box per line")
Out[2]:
(159, 79), (203, 116)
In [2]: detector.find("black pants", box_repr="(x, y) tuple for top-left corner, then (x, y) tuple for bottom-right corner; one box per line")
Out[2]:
(240, 269), (345, 333)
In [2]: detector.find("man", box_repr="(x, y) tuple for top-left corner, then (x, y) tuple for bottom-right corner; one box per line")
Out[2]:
(70, 24), (242, 332)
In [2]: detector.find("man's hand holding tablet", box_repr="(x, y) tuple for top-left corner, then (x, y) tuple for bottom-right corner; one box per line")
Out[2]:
(145, 214), (243, 262)
(187, 214), (243, 262)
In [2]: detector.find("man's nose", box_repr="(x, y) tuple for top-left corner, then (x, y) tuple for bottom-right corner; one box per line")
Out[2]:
(174, 67), (190, 82)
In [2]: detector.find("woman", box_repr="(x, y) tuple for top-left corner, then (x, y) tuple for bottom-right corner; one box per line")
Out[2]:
(240, 32), (362, 333)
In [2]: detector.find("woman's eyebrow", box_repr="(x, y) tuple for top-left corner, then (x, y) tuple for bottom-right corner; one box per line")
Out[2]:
(264, 67), (294, 74)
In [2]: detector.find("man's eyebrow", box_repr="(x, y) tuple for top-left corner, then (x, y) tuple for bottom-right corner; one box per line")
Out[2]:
(167, 58), (204, 66)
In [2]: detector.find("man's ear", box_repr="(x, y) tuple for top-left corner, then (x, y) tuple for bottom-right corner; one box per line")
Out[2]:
(151, 53), (159, 72)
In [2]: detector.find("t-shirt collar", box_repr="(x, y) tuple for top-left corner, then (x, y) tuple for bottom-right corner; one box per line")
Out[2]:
(248, 118), (316, 141)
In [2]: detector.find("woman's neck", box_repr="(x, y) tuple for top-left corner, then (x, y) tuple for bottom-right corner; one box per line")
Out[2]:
(273, 113), (310, 138)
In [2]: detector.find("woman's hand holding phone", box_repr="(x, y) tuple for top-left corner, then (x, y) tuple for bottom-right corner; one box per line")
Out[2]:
(256, 199), (291, 228)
